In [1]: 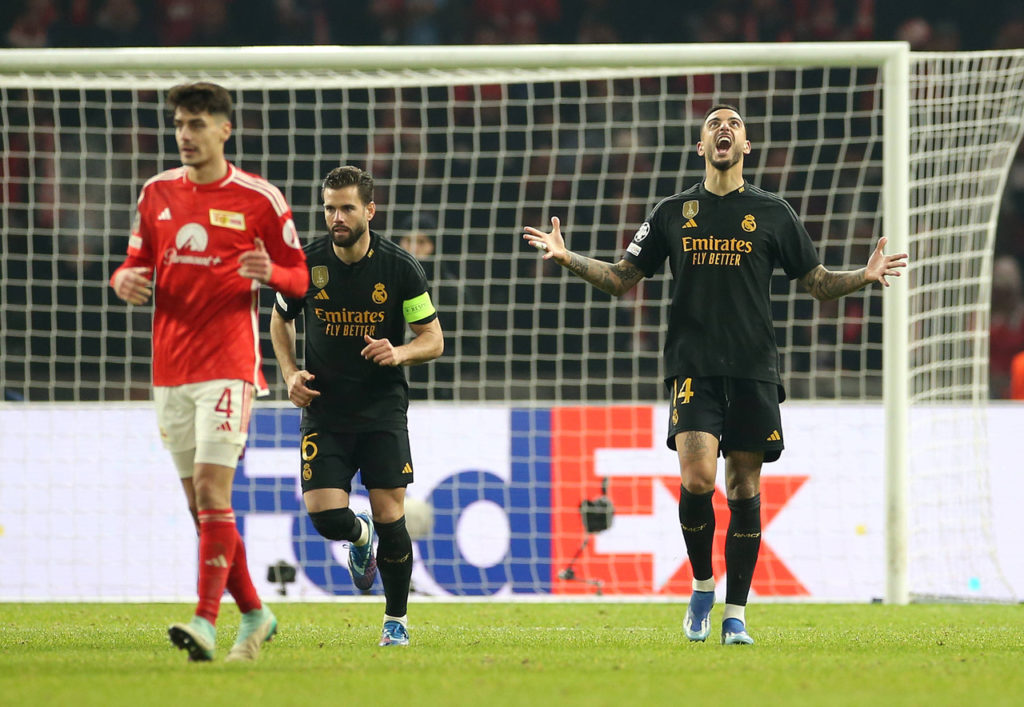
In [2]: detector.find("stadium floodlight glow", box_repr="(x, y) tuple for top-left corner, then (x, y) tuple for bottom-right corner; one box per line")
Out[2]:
(1, 43), (1022, 604)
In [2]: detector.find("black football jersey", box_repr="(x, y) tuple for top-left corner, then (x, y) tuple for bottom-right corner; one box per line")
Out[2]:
(275, 230), (436, 431)
(623, 181), (820, 385)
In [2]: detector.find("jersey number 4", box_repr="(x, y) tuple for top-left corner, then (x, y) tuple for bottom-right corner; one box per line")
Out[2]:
(674, 377), (694, 405)
(215, 388), (234, 417)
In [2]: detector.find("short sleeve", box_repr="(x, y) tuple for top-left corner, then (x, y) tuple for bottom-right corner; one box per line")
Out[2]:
(776, 201), (821, 280)
(402, 257), (437, 325)
(274, 290), (304, 320)
(623, 209), (669, 278)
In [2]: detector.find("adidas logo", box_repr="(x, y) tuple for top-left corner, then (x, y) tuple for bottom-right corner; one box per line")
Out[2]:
(158, 207), (172, 221)
(682, 218), (698, 229)
(313, 290), (330, 300)
(217, 421), (232, 432)
(401, 462), (413, 475)
(766, 430), (781, 441)
(204, 554), (229, 568)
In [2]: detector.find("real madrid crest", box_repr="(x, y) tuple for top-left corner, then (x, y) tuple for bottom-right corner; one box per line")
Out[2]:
(372, 282), (388, 304)
(311, 265), (329, 289)
(741, 214), (757, 232)
(683, 200), (699, 219)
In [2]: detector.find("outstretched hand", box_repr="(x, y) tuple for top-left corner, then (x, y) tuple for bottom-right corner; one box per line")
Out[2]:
(522, 217), (568, 263)
(864, 237), (908, 287)
(238, 237), (274, 284)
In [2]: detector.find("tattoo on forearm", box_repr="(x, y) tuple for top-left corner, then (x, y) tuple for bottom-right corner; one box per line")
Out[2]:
(611, 261), (643, 290)
(566, 252), (592, 279)
(803, 266), (867, 300)
(564, 254), (642, 296)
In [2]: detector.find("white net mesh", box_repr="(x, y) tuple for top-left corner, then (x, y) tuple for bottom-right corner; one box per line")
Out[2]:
(1, 46), (1022, 601)
(906, 52), (1024, 600)
(1, 65), (893, 403)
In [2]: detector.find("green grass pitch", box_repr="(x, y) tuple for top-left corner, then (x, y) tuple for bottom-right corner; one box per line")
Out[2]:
(1, 602), (1021, 706)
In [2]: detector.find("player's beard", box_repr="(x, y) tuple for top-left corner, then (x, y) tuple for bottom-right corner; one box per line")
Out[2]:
(708, 147), (743, 172)
(331, 223), (366, 248)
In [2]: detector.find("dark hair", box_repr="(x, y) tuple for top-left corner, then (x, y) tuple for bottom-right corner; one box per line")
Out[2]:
(322, 165), (374, 206)
(167, 82), (233, 118)
(702, 103), (743, 123)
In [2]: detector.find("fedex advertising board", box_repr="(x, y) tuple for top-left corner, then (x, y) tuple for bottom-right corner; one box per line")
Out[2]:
(0, 404), (1020, 601)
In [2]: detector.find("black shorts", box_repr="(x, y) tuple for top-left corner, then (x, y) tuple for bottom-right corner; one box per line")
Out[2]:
(298, 427), (414, 493)
(665, 376), (785, 463)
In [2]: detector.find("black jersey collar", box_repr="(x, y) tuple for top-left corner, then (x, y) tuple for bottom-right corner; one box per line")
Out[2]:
(698, 180), (748, 199)
(330, 230), (380, 268)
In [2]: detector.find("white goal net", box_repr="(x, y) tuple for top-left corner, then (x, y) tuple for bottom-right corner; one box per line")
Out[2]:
(1, 45), (1022, 603)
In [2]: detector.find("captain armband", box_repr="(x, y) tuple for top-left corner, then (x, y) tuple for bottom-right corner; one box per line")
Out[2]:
(402, 292), (436, 323)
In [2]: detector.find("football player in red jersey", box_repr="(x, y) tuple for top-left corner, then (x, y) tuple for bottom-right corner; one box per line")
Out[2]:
(110, 82), (308, 662)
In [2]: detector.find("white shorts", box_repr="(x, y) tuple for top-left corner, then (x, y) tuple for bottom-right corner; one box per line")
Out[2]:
(154, 379), (254, 478)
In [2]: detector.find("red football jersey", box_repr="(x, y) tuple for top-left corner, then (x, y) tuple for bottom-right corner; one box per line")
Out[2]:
(111, 164), (308, 392)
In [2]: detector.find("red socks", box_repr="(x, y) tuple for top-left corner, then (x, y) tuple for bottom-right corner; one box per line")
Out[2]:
(225, 526), (262, 614)
(195, 509), (239, 625)
(195, 509), (263, 624)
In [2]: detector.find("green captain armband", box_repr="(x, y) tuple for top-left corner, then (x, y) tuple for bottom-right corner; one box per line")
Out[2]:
(403, 292), (436, 323)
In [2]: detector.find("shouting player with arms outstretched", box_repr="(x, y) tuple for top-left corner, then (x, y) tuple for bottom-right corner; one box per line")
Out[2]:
(524, 104), (907, 645)
(110, 82), (308, 662)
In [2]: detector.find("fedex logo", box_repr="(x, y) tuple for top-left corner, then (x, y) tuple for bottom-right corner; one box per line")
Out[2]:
(231, 405), (808, 597)
(549, 406), (809, 597)
(233, 407), (551, 597)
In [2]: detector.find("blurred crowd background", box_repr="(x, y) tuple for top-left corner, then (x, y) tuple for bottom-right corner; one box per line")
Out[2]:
(2, 1), (1023, 50)
(2, 0), (1024, 400)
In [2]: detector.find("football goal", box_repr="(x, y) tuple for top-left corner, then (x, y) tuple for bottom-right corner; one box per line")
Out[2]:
(1, 43), (1022, 603)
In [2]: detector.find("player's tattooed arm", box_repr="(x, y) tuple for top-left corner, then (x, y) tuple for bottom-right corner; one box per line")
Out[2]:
(798, 265), (870, 301)
(522, 217), (643, 296)
(564, 255), (645, 296)
(800, 237), (907, 300)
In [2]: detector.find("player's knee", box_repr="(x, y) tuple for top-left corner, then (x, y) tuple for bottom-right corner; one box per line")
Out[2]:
(308, 507), (359, 541)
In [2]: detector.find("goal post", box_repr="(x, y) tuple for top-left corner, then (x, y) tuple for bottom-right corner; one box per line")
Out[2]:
(2, 43), (1022, 603)
(881, 47), (911, 606)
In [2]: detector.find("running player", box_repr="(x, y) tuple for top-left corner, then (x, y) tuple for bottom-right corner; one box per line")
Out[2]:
(270, 165), (443, 647)
(110, 81), (308, 662)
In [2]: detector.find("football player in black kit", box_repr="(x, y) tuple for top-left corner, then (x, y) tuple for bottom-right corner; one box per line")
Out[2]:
(524, 105), (907, 645)
(271, 165), (443, 647)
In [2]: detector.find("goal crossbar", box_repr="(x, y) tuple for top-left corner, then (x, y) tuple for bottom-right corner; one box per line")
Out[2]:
(0, 42), (910, 74)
